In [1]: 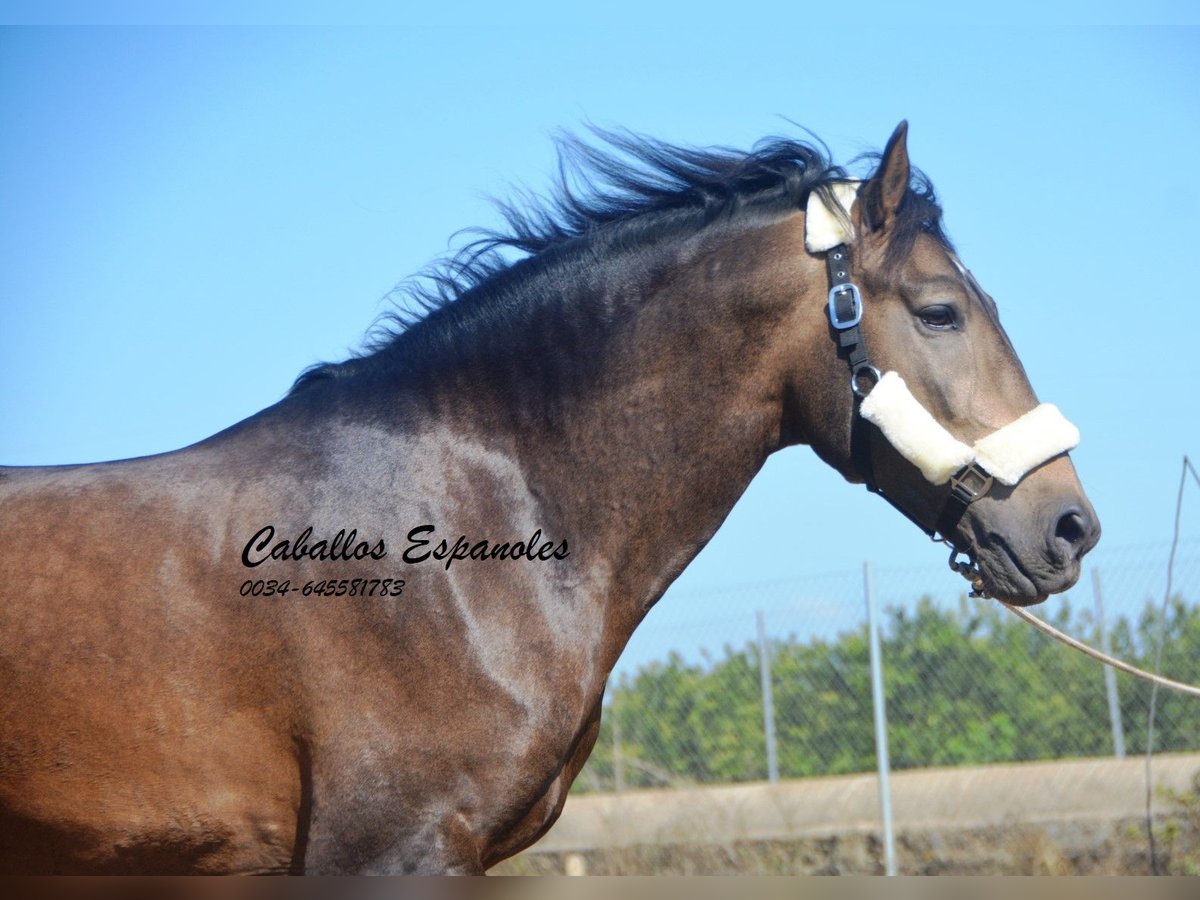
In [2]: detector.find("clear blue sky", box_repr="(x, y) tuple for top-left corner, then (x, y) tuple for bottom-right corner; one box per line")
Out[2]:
(2, 13), (1199, 665)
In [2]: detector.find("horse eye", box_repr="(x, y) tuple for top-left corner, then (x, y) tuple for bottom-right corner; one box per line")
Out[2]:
(918, 305), (957, 330)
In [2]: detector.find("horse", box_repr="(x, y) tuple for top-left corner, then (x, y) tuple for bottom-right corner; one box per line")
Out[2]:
(0, 121), (1099, 874)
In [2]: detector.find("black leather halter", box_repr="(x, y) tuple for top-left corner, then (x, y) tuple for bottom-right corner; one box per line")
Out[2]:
(825, 242), (993, 594)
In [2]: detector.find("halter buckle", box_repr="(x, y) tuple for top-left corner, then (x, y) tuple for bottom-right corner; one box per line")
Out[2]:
(948, 463), (994, 506)
(827, 284), (863, 329)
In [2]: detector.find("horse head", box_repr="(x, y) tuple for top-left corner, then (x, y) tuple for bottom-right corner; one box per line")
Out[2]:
(803, 122), (1099, 604)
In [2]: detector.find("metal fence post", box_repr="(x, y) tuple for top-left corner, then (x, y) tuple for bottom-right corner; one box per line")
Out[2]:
(864, 561), (897, 875)
(612, 695), (625, 792)
(756, 609), (779, 783)
(1091, 568), (1126, 759)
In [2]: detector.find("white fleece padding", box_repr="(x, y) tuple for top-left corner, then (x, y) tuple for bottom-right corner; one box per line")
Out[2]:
(859, 371), (975, 484)
(973, 403), (1080, 486)
(858, 371), (1081, 487)
(804, 181), (862, 252)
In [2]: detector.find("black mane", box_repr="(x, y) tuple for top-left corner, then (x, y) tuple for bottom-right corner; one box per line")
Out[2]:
(290, 127), (950, 394)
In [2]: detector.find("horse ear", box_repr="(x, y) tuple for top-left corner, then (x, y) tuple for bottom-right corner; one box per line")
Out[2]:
(862, 120), (910, 232)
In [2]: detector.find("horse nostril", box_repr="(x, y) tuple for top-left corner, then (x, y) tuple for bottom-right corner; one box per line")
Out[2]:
(1056, 511), (1085, 545)
(1052, 506), (1100, 561)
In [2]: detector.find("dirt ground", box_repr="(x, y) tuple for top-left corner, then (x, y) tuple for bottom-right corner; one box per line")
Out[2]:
(494, 814), (1199, 875)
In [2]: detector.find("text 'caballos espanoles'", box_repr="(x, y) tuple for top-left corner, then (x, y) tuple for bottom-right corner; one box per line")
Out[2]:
(241, 524), (570, 571)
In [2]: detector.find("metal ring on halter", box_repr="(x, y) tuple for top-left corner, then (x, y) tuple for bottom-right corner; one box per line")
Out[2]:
(948, 546), (971, 573)
(948, 546), (988, 598)
(850, 364), (881, 398)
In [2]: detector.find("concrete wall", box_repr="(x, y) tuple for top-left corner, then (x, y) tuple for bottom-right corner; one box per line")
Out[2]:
(529, 753), (1200, 854)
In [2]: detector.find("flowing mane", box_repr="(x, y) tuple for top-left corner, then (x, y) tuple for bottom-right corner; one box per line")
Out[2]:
(290, 128), (952, 393)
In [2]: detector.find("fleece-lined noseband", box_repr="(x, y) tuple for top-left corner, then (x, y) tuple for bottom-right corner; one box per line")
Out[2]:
(805, 183), (1080, 594)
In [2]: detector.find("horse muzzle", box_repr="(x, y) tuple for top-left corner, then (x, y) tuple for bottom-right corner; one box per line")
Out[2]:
(963, 469), (1101, 605)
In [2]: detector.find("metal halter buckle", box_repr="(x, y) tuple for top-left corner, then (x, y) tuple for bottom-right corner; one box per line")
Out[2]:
(827, 283), (863, 329)
(948, 463), (994, 506)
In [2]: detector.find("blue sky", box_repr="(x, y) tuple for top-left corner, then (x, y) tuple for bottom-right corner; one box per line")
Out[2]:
(2, 16), (1199, 666)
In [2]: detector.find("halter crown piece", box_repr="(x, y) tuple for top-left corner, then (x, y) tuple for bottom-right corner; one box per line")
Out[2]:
(804, 183), (1080, 595)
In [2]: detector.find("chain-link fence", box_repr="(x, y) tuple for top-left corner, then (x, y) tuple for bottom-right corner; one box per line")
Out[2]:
(573, 539), (1200, 794)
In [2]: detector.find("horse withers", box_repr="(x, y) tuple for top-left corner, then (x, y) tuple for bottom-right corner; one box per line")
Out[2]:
(0, 122), (1099, 873)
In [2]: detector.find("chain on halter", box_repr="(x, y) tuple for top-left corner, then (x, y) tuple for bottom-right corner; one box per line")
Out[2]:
(825, 242), (993, 596)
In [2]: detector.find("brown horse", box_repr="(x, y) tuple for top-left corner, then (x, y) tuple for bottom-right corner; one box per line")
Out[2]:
(0, 122), (1099, 873)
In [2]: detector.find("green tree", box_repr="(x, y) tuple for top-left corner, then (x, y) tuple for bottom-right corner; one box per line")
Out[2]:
(573, 595), (1200, 793)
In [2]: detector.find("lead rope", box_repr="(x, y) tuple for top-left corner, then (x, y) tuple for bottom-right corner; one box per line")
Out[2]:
(996, 601), (1200, 699)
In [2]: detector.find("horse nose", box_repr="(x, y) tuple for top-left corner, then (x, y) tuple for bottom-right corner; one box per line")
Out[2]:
(1050, 503), (1101, 563)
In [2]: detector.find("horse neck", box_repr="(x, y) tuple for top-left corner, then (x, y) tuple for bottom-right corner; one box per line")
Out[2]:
(489, 212), (831, 658)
